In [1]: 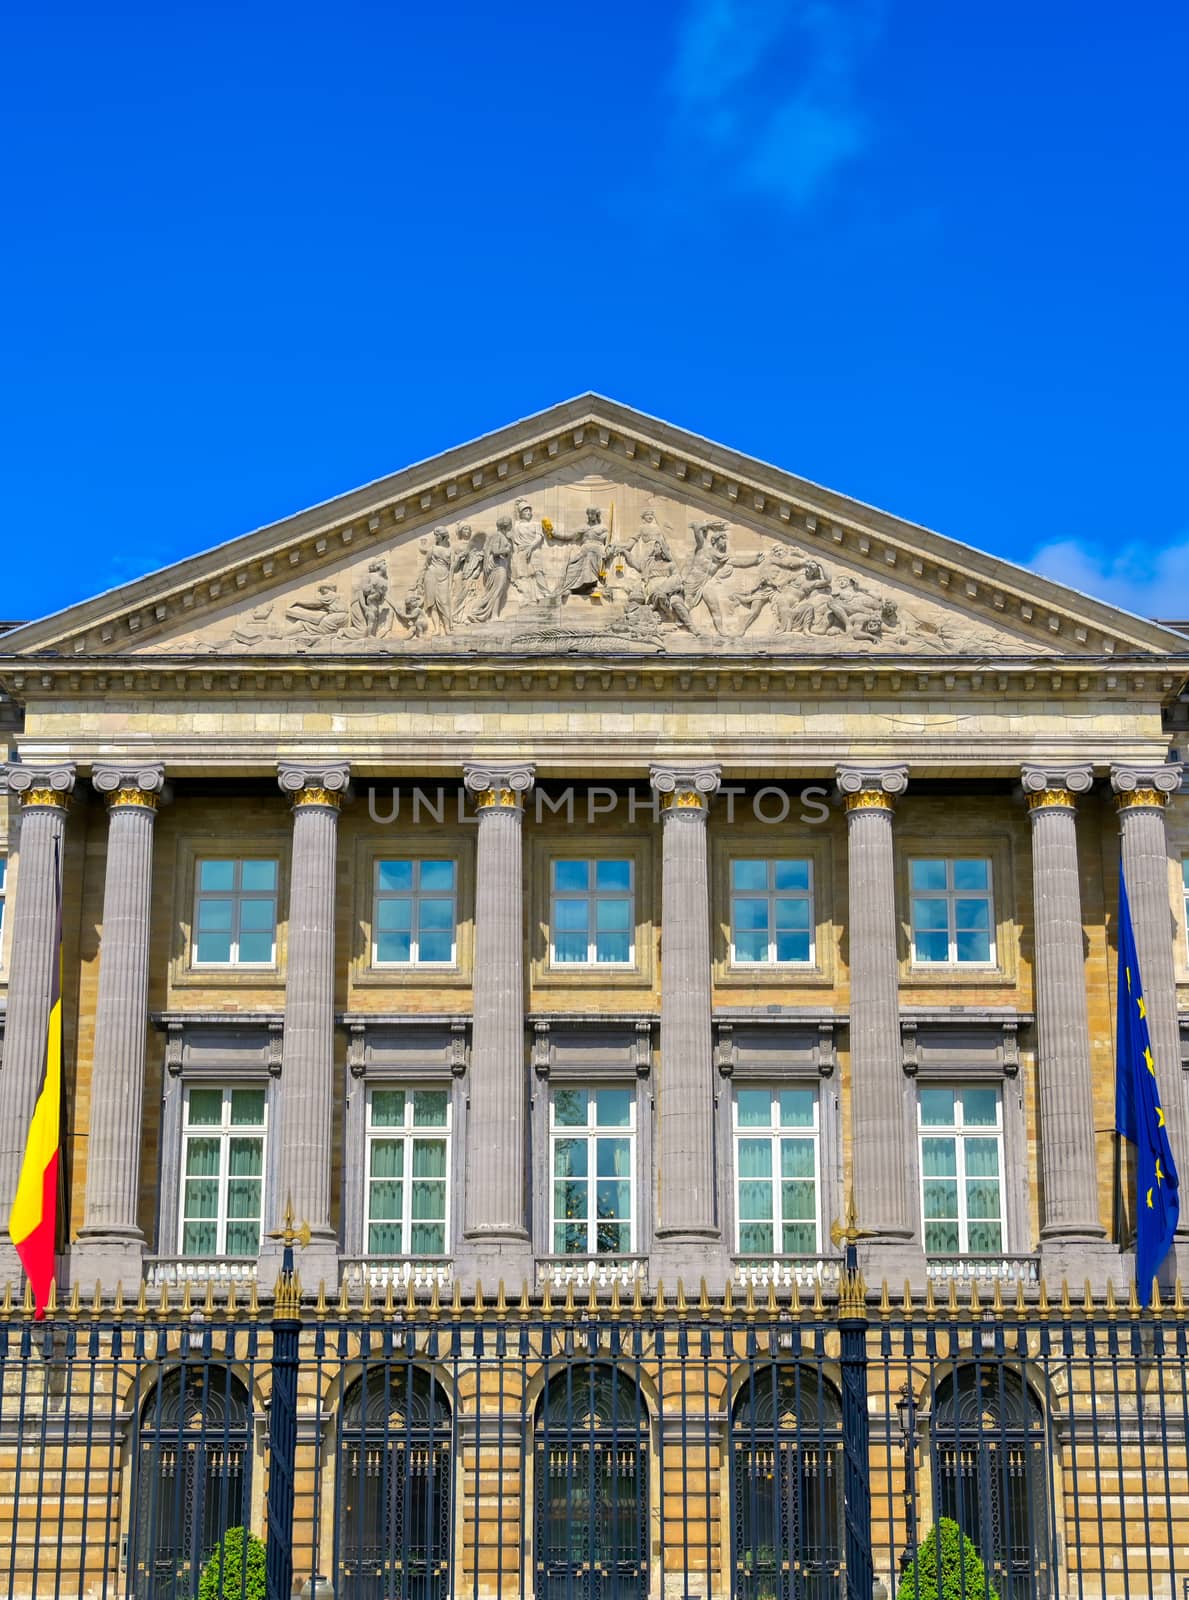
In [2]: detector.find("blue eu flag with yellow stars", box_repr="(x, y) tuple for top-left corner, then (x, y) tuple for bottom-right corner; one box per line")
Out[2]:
(1116, 869), (1180, 1304)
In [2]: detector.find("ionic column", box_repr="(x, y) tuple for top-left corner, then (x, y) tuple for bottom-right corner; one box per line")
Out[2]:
(75, 764), (166, 1288)
(461, 763), (535, 1264)
(0, 765), (75, 1284)
(1021, 766), (1106, 1246)
(1111, 762), (1188, 1234)
(836, 765), (913, 1245)
(271, 762), (350, 1283)
(650, 764), (721, 1260)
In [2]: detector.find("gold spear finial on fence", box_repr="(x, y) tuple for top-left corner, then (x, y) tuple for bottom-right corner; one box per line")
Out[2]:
(267, 1197), (310, 1318)
(829, 1189), (875, 1253)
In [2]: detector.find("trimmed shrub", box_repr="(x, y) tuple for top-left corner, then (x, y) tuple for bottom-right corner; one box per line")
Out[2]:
(896, 1517), (1001, 1600)
(197, 1526), (267, 1600)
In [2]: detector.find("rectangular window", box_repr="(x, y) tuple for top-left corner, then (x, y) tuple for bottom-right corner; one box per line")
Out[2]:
(733, 1086), (820, 1255)
(1183, 859), (1189, 964)
(730, 859), (813, 965)
(909, 858), (994, 965)
(179, 1086), (266, 1256)
(0, 853), (6, 952)
(193, 858), (278, 966)
(550, 859), (634, 966)
(365, 1087), (451, 1255)
(550, 1087), (636, 1254)
(918, 1085), (1004, 1254)
(373, 859), (457, 966)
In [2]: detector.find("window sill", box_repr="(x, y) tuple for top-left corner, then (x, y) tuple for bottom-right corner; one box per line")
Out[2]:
(171, 967), (285, 991)
(900, 967), (1015, 989)
(533, 966), (652, 990)
(352, 965), (471, 989)
(717, 965), (832, 989)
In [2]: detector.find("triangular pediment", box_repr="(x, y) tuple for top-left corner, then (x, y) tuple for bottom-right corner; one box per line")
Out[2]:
(2, 396), (1184, 663)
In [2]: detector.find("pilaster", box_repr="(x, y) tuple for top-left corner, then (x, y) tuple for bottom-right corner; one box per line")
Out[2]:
(1111, 762), (1187, 1247)
(1021, 765), (1113, 1282)
(458, 762), (535, 1282)
(0, 764), (76, 1286)
(264, 762), (350, 1287)
(74, 764), (166, 1290)
(649, 763), (724, 1288)
(836, 765), (922, 1280)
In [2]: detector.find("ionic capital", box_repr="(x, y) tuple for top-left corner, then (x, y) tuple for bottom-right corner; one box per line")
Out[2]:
(1110, 762), (1182, 812)
(278, 762), (351, 810)
(93, 763), (166, 811)
(1022, 764), (1093, 814)
(649, 764), (721, 818)
(835, 765), (908, 814)
(2, 764), (76, 810)
(464, 762), (535, 812)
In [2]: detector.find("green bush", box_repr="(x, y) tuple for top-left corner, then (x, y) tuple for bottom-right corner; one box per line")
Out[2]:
(197, 1527), (267, 1600)
(896, 1517), (1000, 1600)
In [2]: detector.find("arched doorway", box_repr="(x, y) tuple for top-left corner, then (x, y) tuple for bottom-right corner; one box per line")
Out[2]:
(729, 1365), (844, 1600)
(930, 1365), (1051, 1599)
(131, 1365), (251, 1600)
(534, 1363), (650, 1600)
(336, 1365), (452, 1600)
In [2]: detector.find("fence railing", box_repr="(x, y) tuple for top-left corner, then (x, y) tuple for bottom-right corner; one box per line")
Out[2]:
(0, 1270), (1186, 1600)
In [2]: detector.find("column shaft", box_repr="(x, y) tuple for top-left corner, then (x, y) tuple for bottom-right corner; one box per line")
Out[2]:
(76, 767), (165, 1284)
(1022, 768), (1105, 1242)
(0, 766), (75, 1281)
(838, 766), (912, 1242)
(1112, 765), (1187, 1231)
(463, 764), (534, 1245)
(651, 765), (720, 1243)
(274, 764), (349, 1274)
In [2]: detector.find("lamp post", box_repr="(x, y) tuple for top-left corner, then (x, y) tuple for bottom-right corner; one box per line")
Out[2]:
(895, 1381), (919, 1577)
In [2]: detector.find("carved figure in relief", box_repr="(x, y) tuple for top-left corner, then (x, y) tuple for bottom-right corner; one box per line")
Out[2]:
(466, 516), (513, 623)
(283, 582), (349, 641)
(510, 499), (548, 603)
(646, 519), (762, 634)
(348, 559), (397, 637)
(732, 549), (822, 634)
(227, 603), (276, 647)
(824, 575), (900, 640)
(415, 527), (455, 635)
(551, 507), (610, 602)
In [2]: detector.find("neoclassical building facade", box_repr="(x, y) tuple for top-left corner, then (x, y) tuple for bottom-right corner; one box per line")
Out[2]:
(1, 397), (1188, 1597)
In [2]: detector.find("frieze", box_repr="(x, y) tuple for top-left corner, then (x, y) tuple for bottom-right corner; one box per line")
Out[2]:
(141, 475), (1045, 661)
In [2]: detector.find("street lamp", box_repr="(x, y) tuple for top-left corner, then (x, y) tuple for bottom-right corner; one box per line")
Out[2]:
(895, 1381), (919, 1577)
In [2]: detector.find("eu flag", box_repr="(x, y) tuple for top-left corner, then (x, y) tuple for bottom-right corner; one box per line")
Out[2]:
(1115, 868), (1180, 1304)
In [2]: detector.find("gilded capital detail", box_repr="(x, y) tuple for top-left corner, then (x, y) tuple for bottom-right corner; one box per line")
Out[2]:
(463, 763), (535, 812)
(649, 764), (721, 818)
(1110, 762), (1181, 812)
(2, 764), (77, 809)
(93, 763), (166, 811)
(278, 762), (351, 808)
(1021, 764), (1092, 814)
(836, 765), (908, 812)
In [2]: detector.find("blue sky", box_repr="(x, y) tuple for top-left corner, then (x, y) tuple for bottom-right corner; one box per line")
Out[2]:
(3, 1), (1187, 623)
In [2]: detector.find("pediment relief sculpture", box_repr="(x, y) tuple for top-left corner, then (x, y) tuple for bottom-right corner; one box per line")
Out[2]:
(149, 478), (1042, 659)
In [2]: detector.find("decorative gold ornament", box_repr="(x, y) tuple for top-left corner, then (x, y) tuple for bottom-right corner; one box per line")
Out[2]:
(106, 788), (159, 811)
(19, 788), (70, 811)
(660, 790), (705, 811)
(844, 789), (895, 812)
(292, 786), (343, 809)
(474, 787), (522, 810)
(1026, 788), (1076, 812)
(1115, 788), (1169, 812)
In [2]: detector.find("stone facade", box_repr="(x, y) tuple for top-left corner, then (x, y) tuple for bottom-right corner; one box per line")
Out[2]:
(0, 398), (1187, 1597)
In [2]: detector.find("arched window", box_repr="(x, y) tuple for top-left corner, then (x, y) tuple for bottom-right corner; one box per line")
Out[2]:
(534, 1363), (649, 1600)
(730, 1365), (844, 1600)
(336, 1365), (452, 1600)
(931, 1365), (1051, 1600)
(131, 1365), (251, 1600)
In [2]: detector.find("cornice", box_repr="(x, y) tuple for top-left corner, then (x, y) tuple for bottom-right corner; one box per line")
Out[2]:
(2, 396), (1185, 662)
(0, 653), (1183, 708)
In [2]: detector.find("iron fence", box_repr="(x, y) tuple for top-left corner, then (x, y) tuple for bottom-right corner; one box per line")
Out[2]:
(0, 1275), (1186, 1600)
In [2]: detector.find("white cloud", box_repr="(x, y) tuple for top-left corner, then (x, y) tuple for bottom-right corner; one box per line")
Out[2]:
(1027, 535), (1189, 622)
(667, 0), (882, 211)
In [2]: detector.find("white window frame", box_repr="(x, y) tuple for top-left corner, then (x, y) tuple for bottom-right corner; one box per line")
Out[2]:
(192, 857), (279, 968)
(908, 857), (996, 967)
(549, 859), (635, 968)
(372, 858), (459, 968)
(0, 852), (7, 959)
(363, 1085), (452, 1257)
(549, 1087), (638, 1255)
(729, 858), (815, 967)
(178, 1084), (268, 1257)
(917, 1085), (1005, 1256)
(1182, 858), (1189, 966)
(731, 1086), (821, 1256)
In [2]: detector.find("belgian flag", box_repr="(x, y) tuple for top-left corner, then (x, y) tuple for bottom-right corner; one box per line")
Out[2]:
(7, 841), (63, 1318)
